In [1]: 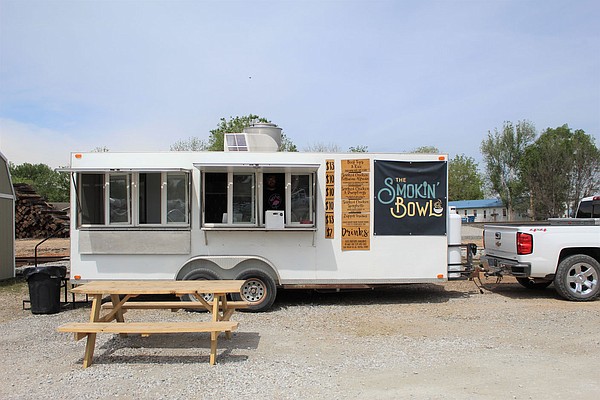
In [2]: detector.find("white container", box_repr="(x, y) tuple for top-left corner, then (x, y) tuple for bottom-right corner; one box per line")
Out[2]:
(265, 210), (285, 230)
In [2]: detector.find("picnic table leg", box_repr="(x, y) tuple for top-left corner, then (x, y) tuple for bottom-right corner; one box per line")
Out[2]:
(109, 294), (129, 338)
(209, 294), (226, 364)
(215, 294), (236, 339)
(212, 295), (220, 322)
(210, 331), (218, 365)
(110, 295), (126, 322)
(209, 297), (221, 365)
(83, 294), (102, 368)
(220, 295), (227, 321)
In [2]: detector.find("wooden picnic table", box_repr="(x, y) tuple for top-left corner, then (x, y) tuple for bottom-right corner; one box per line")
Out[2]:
(58, 280), (247, 367)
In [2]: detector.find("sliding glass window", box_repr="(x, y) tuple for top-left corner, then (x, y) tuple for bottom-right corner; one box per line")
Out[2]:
(78, 171), (190, 227)
(203, 172), (256, 226)
(289, 174), (313, 225)
(109, 174), (131, 224)
(202, 170), (315, 228)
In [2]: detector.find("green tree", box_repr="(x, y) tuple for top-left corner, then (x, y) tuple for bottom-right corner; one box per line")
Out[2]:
(412, 146), (440, 153)
(521, 126), (571, 218)
(448, 154), (483, 201)
(279, 132), (298, 152)
(170, 137), (207, 151)
(9, 163), (69, 202)
(521, 125), (599, 218)
(303, 142), (341, 152)
(568, 128), (600, 213)
(480, 120), (535, 220)
(349, 145), (368, 152)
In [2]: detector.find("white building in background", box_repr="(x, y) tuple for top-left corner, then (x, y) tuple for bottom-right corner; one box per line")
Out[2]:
(448, 199), (529, 223)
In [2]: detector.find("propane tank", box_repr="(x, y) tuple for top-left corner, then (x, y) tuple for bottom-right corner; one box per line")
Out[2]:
(447, 206), (463, 278)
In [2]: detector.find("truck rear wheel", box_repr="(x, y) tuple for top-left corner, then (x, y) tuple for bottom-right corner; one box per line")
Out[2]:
(554, 255), (600, 301)
(232, 269), (277, 312)
(516, 277), (552, 290)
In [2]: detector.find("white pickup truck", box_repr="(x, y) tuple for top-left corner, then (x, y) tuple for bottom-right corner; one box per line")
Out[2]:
(481, 196), (600, 301)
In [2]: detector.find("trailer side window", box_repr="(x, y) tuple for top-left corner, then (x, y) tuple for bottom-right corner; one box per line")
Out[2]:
(109, 174), (131, 224)
(204, 173), (227, 223)
(78, 171), (190, 227)
(80, 174), (104, 225)
(290, 174), (313, 224)
(138, 172), (189, 225)
(233, 174), (255, 223)
(263, 173), (285, 218)
(166, 173), (189, 223)
(201, 170), (315, 228)
(139, 173), (161, 224)
(203, 172), (256, 225)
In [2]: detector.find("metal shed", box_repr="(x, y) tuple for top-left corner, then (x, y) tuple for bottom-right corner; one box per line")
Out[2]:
(0, 151), (15, 280)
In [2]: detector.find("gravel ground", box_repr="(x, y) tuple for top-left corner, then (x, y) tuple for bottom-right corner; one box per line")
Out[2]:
(1, 275), (599, 400)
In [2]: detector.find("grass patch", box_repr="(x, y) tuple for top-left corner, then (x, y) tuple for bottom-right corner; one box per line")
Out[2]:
(0, 278), (27, 294)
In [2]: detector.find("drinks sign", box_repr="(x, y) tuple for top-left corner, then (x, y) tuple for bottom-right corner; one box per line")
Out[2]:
(374, 160), (447, 236)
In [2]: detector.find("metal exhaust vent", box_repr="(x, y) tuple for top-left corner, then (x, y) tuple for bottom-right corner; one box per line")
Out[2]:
(224, 123), (282, 152)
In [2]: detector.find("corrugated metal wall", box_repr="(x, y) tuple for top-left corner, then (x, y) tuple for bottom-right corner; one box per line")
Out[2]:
(0, 152), (15, 280)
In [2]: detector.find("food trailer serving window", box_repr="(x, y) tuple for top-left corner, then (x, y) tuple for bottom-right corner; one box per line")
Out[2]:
(195, 163), (318, 229)
(71, 169), (190, 228)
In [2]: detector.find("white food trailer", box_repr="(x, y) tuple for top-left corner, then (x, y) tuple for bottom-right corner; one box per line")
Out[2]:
(64, 123), (474, 311)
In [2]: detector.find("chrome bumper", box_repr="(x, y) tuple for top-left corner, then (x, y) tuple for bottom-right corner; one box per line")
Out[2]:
(480, 255), (531, 277)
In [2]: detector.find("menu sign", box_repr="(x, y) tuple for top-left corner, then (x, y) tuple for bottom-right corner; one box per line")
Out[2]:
(325, 159), (335, 239)
(341, 159), (370, 251)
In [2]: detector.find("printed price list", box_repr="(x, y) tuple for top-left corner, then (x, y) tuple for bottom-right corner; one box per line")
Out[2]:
(341, 159), (370, 251)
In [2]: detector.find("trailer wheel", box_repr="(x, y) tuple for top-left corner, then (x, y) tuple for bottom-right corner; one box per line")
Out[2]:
(232, 270), (277, 312)
(180, 268), (222, 304)
(516, 278), (552, 290)
(554, 255), (600, 301)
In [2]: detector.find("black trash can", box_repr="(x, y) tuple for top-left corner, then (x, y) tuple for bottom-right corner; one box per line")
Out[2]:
(24, 266), (67, 314)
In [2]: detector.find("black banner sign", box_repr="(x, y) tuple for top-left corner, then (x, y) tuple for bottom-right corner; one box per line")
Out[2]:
(374, 160), (447, 236)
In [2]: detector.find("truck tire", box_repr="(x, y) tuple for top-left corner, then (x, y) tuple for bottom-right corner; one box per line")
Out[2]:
(232, 269), (277, 312)
(180, 268), (222, 304)
(516, 277), (552, 290)
(554, 255), (600, 301)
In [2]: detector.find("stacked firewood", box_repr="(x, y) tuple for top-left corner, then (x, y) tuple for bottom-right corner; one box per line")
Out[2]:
(14, 183), (69, 239)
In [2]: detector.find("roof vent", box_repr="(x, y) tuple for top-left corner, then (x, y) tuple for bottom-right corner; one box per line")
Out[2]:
(224, 122), (282, 152)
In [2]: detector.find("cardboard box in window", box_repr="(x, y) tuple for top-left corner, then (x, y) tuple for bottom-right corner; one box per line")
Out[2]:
(265, 210), (284, 229)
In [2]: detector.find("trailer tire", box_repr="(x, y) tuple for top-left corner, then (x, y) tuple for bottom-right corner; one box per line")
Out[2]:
(180, 268), (222, 304)
(232, 270), (277, 312)
(554, 255), (600, 301)
(516, 277), (552, 290)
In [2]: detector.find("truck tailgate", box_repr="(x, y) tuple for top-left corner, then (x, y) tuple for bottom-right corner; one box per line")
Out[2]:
(483, 225), (520, 260)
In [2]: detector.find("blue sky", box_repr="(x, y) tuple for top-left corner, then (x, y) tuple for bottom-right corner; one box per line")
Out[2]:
(1, 0), (598, 168)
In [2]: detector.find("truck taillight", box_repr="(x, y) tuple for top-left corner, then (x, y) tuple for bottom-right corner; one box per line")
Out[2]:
(517, 232), (533, 255)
